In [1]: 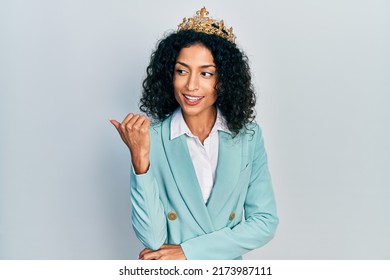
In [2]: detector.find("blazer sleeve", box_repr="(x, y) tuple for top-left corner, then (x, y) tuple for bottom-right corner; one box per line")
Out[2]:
(180, 125), (279, 259)
(130, 168), (167, 250)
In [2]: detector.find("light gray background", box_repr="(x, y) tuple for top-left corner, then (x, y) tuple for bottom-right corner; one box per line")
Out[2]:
(1, 0), (389, 259)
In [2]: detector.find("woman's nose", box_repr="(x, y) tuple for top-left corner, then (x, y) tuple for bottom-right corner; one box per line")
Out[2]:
(186, 73), (199, 91)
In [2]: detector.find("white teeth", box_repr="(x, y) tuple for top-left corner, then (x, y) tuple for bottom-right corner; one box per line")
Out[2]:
(184, 95), (202, 101)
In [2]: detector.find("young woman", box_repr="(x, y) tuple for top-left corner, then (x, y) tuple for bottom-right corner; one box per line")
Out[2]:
(111, 7), (278, 260)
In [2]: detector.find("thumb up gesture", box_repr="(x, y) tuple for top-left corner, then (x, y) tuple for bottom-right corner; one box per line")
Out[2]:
(110, 114), (151, 174)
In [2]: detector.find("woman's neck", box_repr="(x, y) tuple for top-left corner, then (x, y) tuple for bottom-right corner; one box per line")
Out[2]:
(182, 108), (217, 144)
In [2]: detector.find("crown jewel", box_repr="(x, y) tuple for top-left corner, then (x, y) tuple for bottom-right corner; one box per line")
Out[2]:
(177, 7), (236, 43)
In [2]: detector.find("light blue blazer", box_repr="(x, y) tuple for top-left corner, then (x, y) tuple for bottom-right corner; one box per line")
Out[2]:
(130, 116), (278, 260)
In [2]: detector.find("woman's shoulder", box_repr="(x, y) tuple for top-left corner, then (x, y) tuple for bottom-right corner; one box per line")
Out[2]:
(148, 116), (171, 137)
(239, 121), (262, 138)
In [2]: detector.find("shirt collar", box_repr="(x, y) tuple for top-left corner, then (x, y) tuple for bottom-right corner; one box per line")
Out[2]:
(170, 107), (231, 140)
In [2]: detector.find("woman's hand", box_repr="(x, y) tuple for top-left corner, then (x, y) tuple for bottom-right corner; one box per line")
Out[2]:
(110, 114), (150, 174)
(138, 245), (186, 260)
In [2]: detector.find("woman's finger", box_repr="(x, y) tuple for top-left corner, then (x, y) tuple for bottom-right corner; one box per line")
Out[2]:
(140, 250), (160, 260)
(132, 115), (147, 131)
(109, 119), (121, 130)
(123, 114), (141, 132)
(138, 248), (154, 260)
(109, 119), (128, 143)
(121, 113), (134, 125)
(140, 118), (150, 133)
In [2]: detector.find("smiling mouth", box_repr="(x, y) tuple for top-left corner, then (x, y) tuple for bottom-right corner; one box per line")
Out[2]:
(182, 94), (204, 106)
(183, 94), (204, 101)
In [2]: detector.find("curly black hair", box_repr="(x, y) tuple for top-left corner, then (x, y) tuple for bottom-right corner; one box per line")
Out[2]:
(140, 30), (256, 136)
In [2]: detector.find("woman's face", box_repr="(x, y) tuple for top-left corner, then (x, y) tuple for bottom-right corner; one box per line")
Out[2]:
(173, 43), (218, 120)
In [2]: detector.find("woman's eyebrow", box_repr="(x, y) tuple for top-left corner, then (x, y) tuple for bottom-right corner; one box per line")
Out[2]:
(175, 61), (216, 68)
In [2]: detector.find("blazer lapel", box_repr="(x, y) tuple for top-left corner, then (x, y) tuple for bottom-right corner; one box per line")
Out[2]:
(161, 118), (215, 234)
(206, 131), (243, 219)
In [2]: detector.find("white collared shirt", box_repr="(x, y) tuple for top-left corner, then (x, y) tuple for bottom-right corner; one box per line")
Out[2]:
(170, 108), (230, 203)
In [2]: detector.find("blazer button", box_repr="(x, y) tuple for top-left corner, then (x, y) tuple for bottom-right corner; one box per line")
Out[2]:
(168, 211), (177, 221)
(229, 211), (235, 221)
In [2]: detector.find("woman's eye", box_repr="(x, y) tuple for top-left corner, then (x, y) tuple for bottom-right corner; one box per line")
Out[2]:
(175, 69), (187, 75)
(201, 72), (214, 77)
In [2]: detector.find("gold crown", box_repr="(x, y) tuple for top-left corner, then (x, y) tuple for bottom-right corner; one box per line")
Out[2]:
(177, 7), (236, 43)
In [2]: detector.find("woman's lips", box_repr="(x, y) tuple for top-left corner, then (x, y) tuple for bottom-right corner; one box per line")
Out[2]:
(183, 94), (204, 105)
